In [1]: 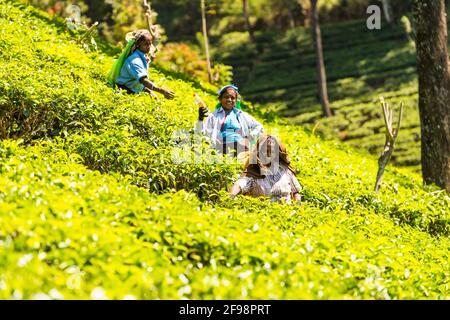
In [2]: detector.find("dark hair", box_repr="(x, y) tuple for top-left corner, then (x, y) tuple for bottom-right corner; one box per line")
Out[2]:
(130, 30), (152, 53)
(136, 33), (152, 46)
(243, 135), (295, 178)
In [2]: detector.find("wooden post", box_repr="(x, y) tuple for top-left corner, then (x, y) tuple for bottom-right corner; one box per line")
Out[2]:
(143, 0), (160, 59)
(374, 97), (403, 192)
(143, 0), (154, 31)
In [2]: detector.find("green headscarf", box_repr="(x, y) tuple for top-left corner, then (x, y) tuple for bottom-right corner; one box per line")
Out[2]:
(106, 29), (153, 88)
(106, 39), (135, 88)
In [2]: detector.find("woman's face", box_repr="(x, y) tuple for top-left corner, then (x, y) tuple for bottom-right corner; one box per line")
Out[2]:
(219, 88), (237, 112)
(258, 137), (278, 166)
(137, 35), (153, 54)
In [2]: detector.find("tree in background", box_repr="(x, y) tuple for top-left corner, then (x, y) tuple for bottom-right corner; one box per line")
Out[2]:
(83, 0), (114, 35)
(242, 0), (255, 43)
(310, 0), (332, 117)
(412, 0), (450, 192)
(28, 0), (420, 41)
(381, 0), (393, 23)
(200, 0), (213, 83)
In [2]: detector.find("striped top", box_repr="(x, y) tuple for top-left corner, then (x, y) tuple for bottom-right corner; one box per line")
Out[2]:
(235, 164), (302, 203)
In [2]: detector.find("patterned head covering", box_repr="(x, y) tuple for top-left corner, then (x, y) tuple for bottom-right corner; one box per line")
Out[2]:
(217, 84), (239, 98)
(215, 84), (242, 110)
(125, 29), (158, 55)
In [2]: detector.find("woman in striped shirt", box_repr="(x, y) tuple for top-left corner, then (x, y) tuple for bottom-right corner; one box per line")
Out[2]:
(230, 135), (302, 204)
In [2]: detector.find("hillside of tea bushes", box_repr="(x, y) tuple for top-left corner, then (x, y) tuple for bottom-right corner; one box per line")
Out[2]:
(212, 20), (422, 170)
(0, 0), (449, 299)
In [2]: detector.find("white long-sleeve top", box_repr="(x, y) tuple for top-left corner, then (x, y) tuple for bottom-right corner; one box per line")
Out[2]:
(195, 107), (264, 148)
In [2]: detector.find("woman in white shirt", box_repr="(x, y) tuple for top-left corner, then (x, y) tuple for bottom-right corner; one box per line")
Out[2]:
(196, 85), (264, 157)
(230, 135), (302, 204)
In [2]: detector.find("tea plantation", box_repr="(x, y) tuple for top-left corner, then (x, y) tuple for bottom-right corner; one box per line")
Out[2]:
(0, 0), (449, 299)
(213, 19), (421, 170)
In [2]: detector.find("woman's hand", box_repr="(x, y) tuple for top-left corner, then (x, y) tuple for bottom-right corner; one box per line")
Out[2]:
(198, 106), (209, 121)
(162, 88), (175, 99)
(238, 138), (250, 151)
(293, 192), (302, 204)
(229, 183), (241, 200)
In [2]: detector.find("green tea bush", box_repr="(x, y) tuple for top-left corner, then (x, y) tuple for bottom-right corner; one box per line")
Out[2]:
(0, 140), (449, 299)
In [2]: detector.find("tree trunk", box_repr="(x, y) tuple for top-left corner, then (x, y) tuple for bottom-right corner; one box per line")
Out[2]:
(243, 0), (255, 43)
(287, 7), (296, 29)
(310, 0), (332, 117)
(381, 0), (393, 24)
(201, 0), (213, 83)
(413, 0), (450, 193)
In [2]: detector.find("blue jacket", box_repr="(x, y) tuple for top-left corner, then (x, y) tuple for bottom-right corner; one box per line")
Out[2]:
(116, 49), (148, 93)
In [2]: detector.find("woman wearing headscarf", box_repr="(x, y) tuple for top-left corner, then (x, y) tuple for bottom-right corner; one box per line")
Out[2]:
(109, 28), (174, 99)
(196, 84), (264, 157)
(230, 135), (302, 204)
